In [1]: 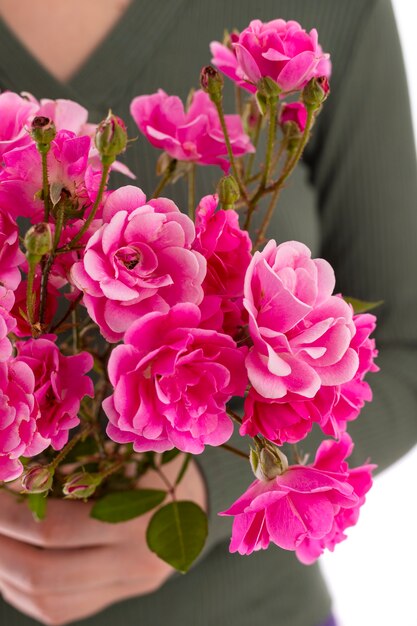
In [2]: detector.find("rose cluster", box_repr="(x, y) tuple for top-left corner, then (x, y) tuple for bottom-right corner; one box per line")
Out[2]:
(0, 16), (378, 569)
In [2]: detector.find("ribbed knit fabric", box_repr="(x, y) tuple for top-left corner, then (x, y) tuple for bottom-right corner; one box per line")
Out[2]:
(0, 1), (417, 625)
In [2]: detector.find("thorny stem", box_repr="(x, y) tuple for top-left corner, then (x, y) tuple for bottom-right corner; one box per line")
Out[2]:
(220, 443), (249, 460)
(244, 97), (277, 231)
(151, 159), (177, 199)
(41, 150), (51, 221)
(253, 108), (315, 248)
(50, 292), (83, 333)
(38, 205), (65, 326)
(26, 261), (37, 330)
(61, 162), (110, 251)
(214, 99), (249, 203)
(49, 424), (94, 471)
(244, 113), (262, 183)
(187, 163), (196, 219)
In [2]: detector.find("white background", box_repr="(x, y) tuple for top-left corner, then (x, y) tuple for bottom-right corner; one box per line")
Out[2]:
(320, 3), (417, 624)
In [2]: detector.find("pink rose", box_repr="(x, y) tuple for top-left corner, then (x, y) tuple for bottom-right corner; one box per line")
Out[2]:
(0, 209), (25, 291)
(15, 337), (94, 450)
(279, 102), (308, 133)
(0, 360), (47, 482)
(221, 434), (374, 563)
(0, 91), (39, 158)
(242, 312), (378, 444)
(71, 186), (206, 342)
(103, 304), (248, 454)
(0, 305), (16, 363)
(211, 19), (330, 94)
(130, 89), (254, 172)
(244, 240), (359, 399)
(0, 130), (102, 223)
(194, 194), (251, 336)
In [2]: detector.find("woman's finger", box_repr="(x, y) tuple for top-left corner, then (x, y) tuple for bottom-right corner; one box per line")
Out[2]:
(0, 532), (171, 594)
(0, 568), (172, 626)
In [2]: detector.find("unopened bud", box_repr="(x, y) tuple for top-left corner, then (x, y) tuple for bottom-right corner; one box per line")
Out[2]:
(200, 65), (224, 104)
(302, 76), (330, 109)
(217, 175), (240, 209)
(62, 472), (101, 499)
(24, 223), (53, 265)
(21, 465), (54, 494)
(95, 111), (128, 166)
(30, 116), (56, 153)
(279, 102), (308, 134)
(250, 445), (288, 481)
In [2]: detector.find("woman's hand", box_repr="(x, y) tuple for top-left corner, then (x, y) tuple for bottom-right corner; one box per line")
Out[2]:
(0, 456), (207, 626)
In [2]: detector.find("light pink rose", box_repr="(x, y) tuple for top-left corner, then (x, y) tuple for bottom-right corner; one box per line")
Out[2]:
(71, 186), (207, 342)
(244, 240), (359, 400)
(15, 337), (94, 450)
(194, 194), (251, 336)
(221, 433), (374, 563)
(242, 312), (378, 444)
(0, 208), (25, 291)
(0, 359), (47, 482)
(321, 313), (379, 437)
(212, 20), (331, 94)
(103, 304), (248, 454)
(130, 89), (254, 172)
(279, 102), (308, 132)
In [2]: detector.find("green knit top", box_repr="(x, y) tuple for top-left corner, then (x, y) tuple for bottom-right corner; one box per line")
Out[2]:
(0, 1), (416, 625)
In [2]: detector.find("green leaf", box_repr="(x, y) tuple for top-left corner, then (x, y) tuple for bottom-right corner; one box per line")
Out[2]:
(343, 296), (384, 314)
(90, 489), (166, 523)
(161, 449), (181, 465)
(146, 501), (208, 573)
(27, 493), (47, 522)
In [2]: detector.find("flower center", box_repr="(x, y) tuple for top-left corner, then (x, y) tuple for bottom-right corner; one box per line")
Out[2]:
(116, 247), (141, 270)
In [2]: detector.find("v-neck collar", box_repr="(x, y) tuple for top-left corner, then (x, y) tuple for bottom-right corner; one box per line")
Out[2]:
(0, 0), (188, 114)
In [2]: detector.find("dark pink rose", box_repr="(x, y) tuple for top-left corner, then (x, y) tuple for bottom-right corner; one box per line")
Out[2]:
(244, 240), (359, 400)
(15, 337), (94, 450)
(0, 360), (47, 482)
(194, 194), (251, 336)
(0, 130), (102, 223)
(211, 19), (330, 94)
(279, 102), (308, 132)
(71, 186), (207, 342)
(0, 208), (25, 291)
(130, 89), (254, 172)
(221, 434), (374, 563)
(103, 304), (248, 454)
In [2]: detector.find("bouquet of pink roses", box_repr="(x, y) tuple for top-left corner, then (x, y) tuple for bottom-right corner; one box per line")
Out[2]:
(0, 18), (378, 573)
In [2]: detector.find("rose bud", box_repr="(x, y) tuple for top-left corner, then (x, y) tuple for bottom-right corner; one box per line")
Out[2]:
(62, 471), (102, 500)
(217, 175), (240, 209)
(279, 102), (308, 134)
(200, 65), (224, 104)
(30, 116), (56, 153)
(95, 111), (128, 165)
(24, 223), (53, 264)
(302, 76), (330, 109)
(250, 445), (288, 481)
(21, 465), (54, 494)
